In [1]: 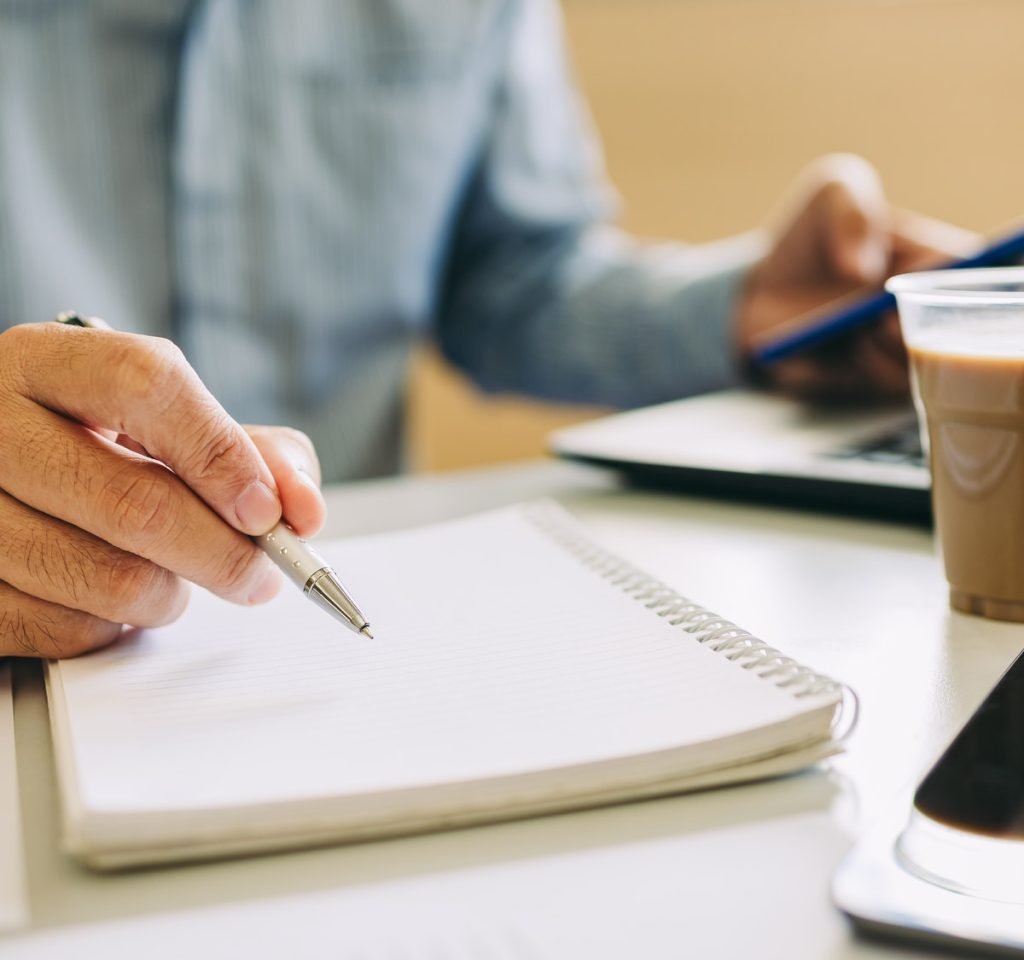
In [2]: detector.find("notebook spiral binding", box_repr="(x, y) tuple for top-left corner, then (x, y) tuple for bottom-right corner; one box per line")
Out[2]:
(525, 503), (842, 702)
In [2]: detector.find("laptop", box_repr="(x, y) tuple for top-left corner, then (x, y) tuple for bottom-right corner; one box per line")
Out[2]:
(549, 389), (931, 524)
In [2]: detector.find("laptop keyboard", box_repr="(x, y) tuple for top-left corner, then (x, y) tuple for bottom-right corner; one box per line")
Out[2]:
(826, 421), (925, 468)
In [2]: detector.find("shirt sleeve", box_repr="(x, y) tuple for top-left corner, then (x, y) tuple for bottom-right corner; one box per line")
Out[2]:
(434, 0), (767, 409)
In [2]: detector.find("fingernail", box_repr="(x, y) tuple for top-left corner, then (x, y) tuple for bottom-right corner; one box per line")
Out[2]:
(248, 565), (283, 605)
(235, 480), (281, 534)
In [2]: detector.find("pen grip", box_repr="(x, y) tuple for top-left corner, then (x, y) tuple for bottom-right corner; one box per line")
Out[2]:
(254, 523), (328, 590)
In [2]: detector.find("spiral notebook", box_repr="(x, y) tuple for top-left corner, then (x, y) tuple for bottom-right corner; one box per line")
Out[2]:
(45, 502), (851, 870)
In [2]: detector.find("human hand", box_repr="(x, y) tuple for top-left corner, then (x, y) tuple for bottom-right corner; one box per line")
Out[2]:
(0, 322), (326, 658)
(736, 154), (977, 401)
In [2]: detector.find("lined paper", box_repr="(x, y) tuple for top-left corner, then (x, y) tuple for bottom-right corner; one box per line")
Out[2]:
(52, 505), (827, 827)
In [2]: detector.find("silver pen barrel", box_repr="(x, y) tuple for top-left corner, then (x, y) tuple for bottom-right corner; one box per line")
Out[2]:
(255, 523), (373, 637)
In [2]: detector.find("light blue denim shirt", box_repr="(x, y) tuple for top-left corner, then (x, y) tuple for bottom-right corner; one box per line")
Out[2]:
(0, 0), (759, 481)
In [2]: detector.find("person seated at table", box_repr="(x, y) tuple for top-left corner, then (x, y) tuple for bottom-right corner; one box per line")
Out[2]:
(0, 1), (971, 659)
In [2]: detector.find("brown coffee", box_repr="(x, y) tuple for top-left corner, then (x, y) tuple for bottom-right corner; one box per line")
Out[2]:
(911, 346), (1024, 621)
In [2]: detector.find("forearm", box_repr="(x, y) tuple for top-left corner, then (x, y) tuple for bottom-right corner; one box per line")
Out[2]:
(435, 0), (767, 407)
(437, 225), (767, 409)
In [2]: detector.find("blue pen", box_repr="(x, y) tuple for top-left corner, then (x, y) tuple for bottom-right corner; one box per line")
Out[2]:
(752, 223), (1024, 365)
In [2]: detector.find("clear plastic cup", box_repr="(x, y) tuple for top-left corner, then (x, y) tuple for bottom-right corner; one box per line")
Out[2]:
(887, 267), (1024, 621)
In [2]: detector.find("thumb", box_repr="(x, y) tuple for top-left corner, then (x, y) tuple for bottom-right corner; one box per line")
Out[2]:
(244, 425), (326, 539)
(813, 154), (892, 285)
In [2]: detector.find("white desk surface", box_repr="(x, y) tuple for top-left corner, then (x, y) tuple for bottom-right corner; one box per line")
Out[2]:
(5, 459), (1022, 958)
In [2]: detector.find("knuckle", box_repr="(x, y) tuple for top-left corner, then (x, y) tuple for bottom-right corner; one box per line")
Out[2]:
(101, 464), (180, 546)
(113, 335), (188, 409)
(183, 415), (247, 484)
(808, 152), (869, 183)
(103, 554), (171, 619)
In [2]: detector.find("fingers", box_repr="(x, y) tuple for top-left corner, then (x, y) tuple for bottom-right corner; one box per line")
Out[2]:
(756, 153), (893, 290)
(746, 154), (979, 402)
(807, 154), (892, 285)
(0, 323), (312, 659)
(2, 323), (283, 536)
(0, 488), (188, 627)
(0, 396), (283, 606)
(245, 426), (326, 538)
(774, 322), (910, 403)
(0, 581), (121, 659)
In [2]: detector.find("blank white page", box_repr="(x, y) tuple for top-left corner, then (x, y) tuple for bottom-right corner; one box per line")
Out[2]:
(52, 505), (825, 815)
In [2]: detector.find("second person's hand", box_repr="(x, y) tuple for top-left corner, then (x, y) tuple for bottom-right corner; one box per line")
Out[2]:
(735, 154), (978, 401)
(0, 321), (326, 658)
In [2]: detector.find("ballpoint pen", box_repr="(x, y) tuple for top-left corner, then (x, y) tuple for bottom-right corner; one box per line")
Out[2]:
(254, 523), (373, 638)
(54, 311), (373, 638)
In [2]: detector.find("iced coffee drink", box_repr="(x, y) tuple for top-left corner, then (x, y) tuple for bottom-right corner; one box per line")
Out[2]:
(889, 268), (1024, 621)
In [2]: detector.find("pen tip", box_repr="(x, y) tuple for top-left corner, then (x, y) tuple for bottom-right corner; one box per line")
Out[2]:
(360, 625), (374, 639)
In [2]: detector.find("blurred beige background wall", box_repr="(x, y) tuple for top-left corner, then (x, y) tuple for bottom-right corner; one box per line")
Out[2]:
(408, 0), (1023, 472)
